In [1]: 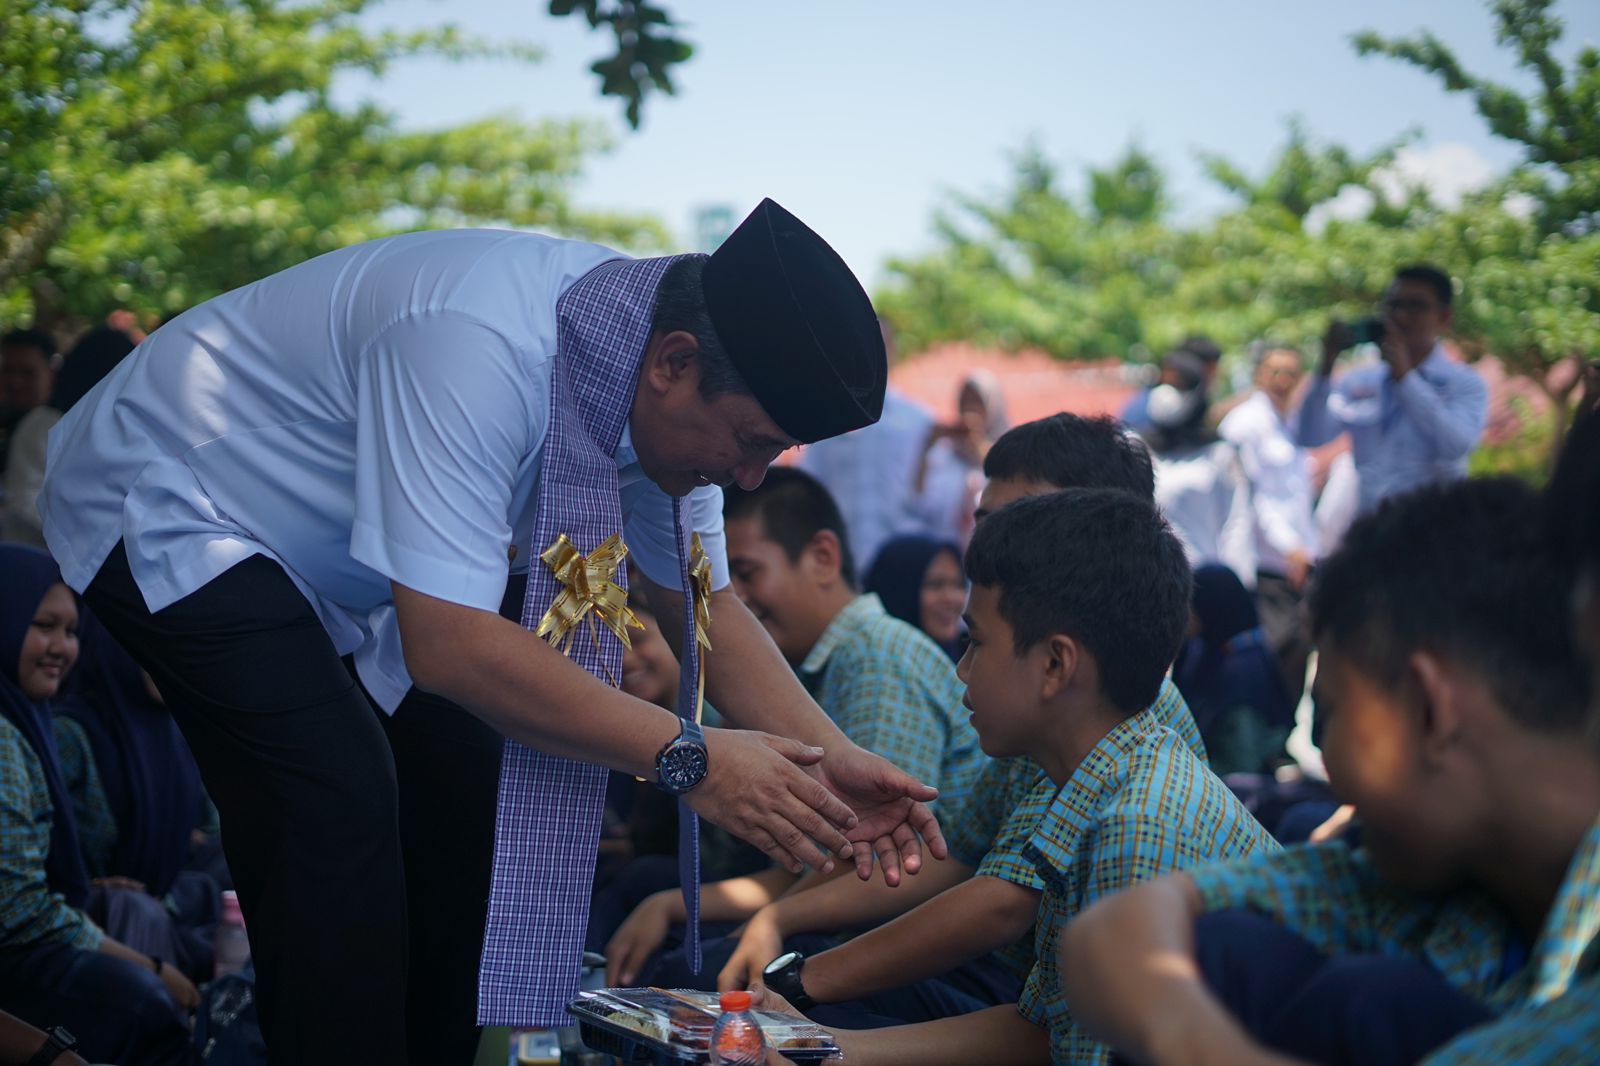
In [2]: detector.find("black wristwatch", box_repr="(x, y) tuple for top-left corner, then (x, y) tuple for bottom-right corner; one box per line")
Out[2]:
(653, 717), (709, 795)
(28, 1026), (78, 1066)
(763, 950), (815, 1011)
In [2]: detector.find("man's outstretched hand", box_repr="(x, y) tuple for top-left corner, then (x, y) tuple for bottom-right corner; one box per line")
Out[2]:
(813, 743), (945, 885)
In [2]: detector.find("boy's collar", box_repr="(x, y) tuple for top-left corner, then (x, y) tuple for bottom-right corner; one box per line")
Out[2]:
(799, 593), (887, 676)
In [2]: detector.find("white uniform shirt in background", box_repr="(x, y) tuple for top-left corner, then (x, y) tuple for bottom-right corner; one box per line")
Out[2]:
(41, 229), (729, 712)
(1150, 440), (1257, 586)
(1219, 390), (1320, 576)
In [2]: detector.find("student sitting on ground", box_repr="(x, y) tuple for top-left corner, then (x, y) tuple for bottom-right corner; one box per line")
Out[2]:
(712, 414), (1210, 1028)
(0, 546), (197, 1066)
(602, 468), (984, 987)
(1061, 467), (1597, 1066)
(756, 488), (1274, 1064)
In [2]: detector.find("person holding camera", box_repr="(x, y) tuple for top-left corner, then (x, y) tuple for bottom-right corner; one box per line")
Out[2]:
(1297, 264), (1488, 514)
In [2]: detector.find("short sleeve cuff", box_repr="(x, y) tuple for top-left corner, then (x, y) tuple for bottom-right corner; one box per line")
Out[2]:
(66, 914), (105, 952)
(1017, 967), (1048, 1025)
(350, 519), (508, 613)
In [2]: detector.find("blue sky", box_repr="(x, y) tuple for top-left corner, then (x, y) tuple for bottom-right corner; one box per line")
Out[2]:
(342, 1), (1600, 286)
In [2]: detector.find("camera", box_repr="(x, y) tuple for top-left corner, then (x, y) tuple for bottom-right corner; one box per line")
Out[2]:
(1349, 317), (1386, 346)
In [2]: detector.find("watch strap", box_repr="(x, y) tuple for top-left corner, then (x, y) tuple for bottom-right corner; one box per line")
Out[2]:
(28, 1027), (77, 1066)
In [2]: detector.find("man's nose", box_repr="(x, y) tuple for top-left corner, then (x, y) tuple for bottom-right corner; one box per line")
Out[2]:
(732, 460), (771, 492)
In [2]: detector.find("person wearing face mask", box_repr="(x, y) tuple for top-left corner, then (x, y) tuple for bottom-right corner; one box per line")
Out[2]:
(1139, 350), (1256, 586)
(0, 546), (197, 1065)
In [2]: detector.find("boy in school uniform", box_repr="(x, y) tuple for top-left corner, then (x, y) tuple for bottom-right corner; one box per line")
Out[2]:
(758, 488), (1275, 1064)
(716, 415), (1209, 1025)
(1060, 467), (1598, 1066)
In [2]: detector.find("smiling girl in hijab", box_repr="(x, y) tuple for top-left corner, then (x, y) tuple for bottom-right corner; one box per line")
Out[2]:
(0, 545), (196, 1065)
(863, 535), (968, 661)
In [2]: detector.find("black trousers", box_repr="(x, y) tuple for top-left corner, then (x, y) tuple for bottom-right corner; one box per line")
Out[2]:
(89, 544), (512, 1065)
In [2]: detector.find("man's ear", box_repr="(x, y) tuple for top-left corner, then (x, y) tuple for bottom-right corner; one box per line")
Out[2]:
(1040, 633), (1082, 701)
(640, 329), (701, 396)
(802, 529), (845, 587)
(1410, 650), (1466, 767)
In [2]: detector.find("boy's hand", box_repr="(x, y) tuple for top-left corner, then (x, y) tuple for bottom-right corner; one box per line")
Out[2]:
(813, 744), (944, 885)
(747, 984), (805, 1019)
(605, 891), (680, 986)
(718, 908), (784, 992)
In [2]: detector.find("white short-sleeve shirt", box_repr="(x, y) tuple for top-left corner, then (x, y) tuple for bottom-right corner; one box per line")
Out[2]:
(41, 229), (730, 711)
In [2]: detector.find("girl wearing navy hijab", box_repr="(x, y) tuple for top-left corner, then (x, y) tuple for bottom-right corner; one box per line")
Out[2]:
(0, 545), (195, 1065)
(863, 536), (968, 661)
(1171, 563), (1296, 775)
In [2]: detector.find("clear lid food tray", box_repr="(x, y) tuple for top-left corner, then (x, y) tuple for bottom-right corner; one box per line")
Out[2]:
(566, 987), (841, 1062)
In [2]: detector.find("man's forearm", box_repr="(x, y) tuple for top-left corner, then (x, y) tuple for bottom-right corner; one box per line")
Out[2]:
(648, 580), (850, 750)
(831, 1005), (1050, 1066)
(805, 874), (1037, 1004)
(698, 867), (798, 923)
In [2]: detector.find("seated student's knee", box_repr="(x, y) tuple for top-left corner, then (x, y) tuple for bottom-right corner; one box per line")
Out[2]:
(1193, 909), (1330, 1034)
(1270, 954), (1494, 1066)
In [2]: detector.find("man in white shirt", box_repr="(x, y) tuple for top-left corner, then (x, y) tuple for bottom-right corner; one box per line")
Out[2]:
(1220, 345), (1319, 700)
(800, 321), (934, 579)
(1296, 265), (1489, 514)
(40, 202), (943, 1064)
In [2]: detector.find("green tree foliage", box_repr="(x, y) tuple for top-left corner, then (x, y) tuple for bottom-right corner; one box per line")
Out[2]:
(552, 0), (693, 130)
(880, 1), (1598, 465)
(1, 0), (667, 327)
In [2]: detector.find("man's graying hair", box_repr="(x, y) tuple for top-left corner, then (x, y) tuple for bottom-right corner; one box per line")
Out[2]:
(651, 255), (752, 398)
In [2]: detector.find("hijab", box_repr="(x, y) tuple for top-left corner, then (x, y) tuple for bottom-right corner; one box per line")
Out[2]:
(0, 545), (90, 907)
(54, 608), (204, 896)
(864, 535), (966, 661)
(1173, 564), (1295, 738)
(48, 326), (136, 415)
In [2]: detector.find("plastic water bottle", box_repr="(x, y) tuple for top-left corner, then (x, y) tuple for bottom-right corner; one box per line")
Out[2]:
(214, 890), (251, 978)
(709, 990), (768, 1065)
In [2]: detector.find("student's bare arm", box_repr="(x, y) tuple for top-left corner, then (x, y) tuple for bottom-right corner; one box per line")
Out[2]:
(717, 856), (979, 990)
(1061, 873), (1308, 1066)
(392, 582), (857, 874)
(831, 1005), (1051, 1066)
(801, 874), (1040, 1004)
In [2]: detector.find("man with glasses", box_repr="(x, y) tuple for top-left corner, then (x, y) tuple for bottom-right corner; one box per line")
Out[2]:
(1220, 344), (1319, 702)
(1297, 264), (1489, 514)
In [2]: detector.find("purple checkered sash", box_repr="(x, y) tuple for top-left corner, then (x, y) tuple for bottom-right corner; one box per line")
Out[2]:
(478, 252), (698, 1024)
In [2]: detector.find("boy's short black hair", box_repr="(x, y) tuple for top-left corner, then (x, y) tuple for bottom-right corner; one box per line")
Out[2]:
(723, 467), (857, 588)
(1393, 264), (1454, 307)
(964, 488), (1192, 713)
(1, 328), (56, 360)
(1311, 478), (1588, 732)
(983, 413), (1155, 501)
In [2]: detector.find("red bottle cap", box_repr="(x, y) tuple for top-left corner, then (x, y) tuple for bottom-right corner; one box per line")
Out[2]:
(719, 991), (753, 1012)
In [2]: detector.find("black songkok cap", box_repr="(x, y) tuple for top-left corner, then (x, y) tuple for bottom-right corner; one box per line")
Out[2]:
(703, 198), (886, 444)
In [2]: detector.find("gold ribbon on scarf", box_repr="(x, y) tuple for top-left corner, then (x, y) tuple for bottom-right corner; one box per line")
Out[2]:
(688, 533), (714, 724)
(536, 533), (643, 686)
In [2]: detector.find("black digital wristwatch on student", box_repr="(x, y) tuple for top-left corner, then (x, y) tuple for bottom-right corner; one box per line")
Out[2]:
(653, 717), (709, 795)
(763, 950), (816, 1011)
(28, 1026), (78, 1066)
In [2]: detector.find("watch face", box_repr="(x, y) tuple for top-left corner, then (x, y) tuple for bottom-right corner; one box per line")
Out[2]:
(764, 950), (802, 977)
(660, 741), (708, 791)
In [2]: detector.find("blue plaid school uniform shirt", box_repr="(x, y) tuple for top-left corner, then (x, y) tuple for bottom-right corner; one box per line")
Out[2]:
(1188, 810), (1600, 1065)
(798, 594), (984, 807)
(0, 719), (102, 952)
(944, 680), (1205, 979)
(1018, 707), (1275, 1064)
(50, 716), (117, 878)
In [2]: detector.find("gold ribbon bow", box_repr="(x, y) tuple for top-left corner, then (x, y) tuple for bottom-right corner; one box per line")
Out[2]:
(536, 533), (643, 686)
(688, 533), (714, 724)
